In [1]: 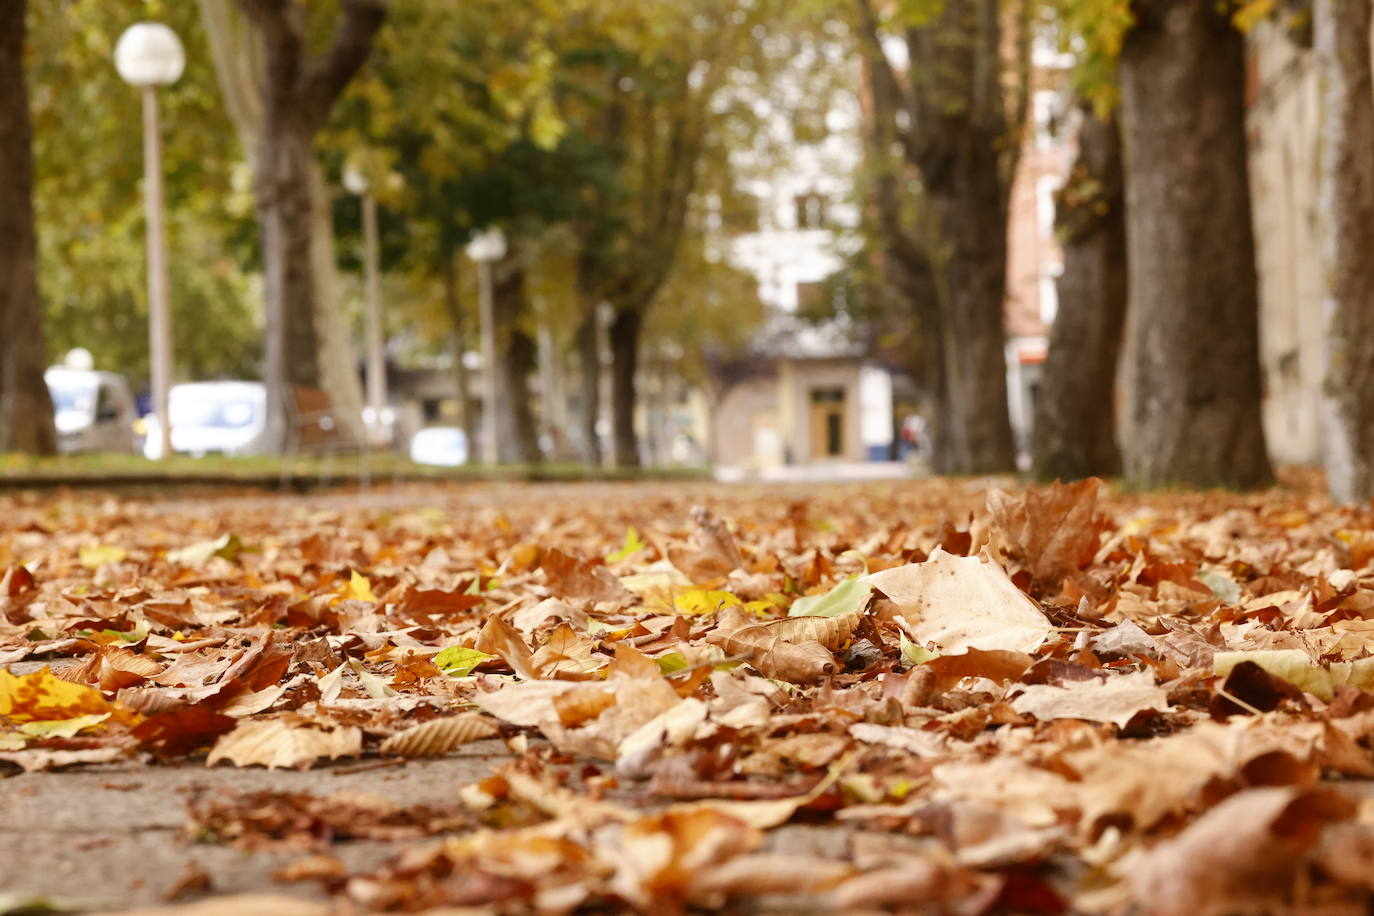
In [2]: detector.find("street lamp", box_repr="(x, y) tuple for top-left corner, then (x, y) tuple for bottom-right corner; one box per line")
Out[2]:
(466, 228), (506, 466)
(344, 164), (386, 445)
(115, 23), (184, 462)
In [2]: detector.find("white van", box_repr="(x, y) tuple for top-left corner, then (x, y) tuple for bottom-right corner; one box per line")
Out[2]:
(45, 367), (138, 453)
(143, 381), (269, 459)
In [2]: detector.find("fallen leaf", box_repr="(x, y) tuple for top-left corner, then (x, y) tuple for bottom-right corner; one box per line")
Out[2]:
(432, 645), (494, 677)
(206, 718), (362, 770)
(707, 606), (836, 683)
(867, 550), (1054, 653)
(1011, 670), (1169, 728)
(788, 576), (872, 619)
(667, 506), (743, 582)
(379, 714), (498, 757)
(0, 667), (116, 723)
(542, 547), (635, 604)
(1125, 786), (1353, 916)
(987, 478), (1101, 588)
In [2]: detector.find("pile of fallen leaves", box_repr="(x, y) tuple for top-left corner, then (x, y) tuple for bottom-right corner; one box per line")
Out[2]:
(7, 477), (1374, 913)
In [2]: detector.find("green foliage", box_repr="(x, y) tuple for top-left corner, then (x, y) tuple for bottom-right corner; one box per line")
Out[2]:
(27, 0), (260, 383)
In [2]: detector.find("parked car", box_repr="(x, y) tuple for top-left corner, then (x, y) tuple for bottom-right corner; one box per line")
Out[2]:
(143, 381), (269, 459)
(409, 426), (468, 467)
(45, 367), (138, 454)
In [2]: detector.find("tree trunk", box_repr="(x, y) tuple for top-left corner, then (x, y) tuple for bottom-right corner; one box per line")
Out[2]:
(610, 307), (643, 469)
(259, 125), (320, 390)
(442, 250), (474, 453)
(491, 260), (540, 464)
(1316, 0), (1374, 503)
(508, 329), (542, 465)
(576, 312), (602, 467)
(1032, 107), (1127, 481)
(0, 0), (56, 455)
(233, 0), (384, 447)
(202, 0), (366, 436)
(854, 0), (1019, 474)
(928, 152), (1017, 473)
(1116, 0), (1273, 489)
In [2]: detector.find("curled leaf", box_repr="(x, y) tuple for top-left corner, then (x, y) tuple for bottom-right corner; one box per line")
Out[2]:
(380, 714), (498, 757)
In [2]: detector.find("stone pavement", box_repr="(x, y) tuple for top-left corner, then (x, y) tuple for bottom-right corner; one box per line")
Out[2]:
(0, 744), (514, 912)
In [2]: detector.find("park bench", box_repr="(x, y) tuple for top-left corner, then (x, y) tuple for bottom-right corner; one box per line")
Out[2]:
(280, 385), (374, 490)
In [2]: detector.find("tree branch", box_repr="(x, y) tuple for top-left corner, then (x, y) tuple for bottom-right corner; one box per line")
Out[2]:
(298, 0), (388, 126)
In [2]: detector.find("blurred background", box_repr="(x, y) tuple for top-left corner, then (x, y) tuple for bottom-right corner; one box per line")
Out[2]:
(2, 0), (1366, 499)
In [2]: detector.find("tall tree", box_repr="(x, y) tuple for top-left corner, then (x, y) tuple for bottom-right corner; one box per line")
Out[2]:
(230, 0), (385, 445)
(854, 0), (1028, 473)
(0, 0), (56, 455)
(1316, 0), (1374, 502)
(1032, 105), (1127, 481)
(1116, 0), (1272, 488)
(569, 0), (775, 468)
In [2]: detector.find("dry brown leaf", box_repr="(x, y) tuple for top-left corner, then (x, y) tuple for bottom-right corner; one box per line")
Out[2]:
(1125, 786), (1353, 916)
(688, 854), (854, 904)
(0, 743), (134, 772)
(553, 685), (618, 727)
(1011, 669), (1169, 729)
(605, 807), (761, 910)
(987, 478), (1101, 588)
(529, 622), (605, 678)
(473, 613), (539, 680)
(541, 547), (635, 604)
(768, 609), (862, 651)
(667, 506), (744, 583)
(867, 549), (1053, 653)
(206, 717), (361, 770)
(707, 607), (836, 683)
(379, 713), (498, 757)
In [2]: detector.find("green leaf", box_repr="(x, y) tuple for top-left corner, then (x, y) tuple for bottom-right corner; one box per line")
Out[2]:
(655, 651), (690, 674)
(606, 526), (648, 563)
(434, 646), (495, 677)
(788, 577), (872, 618)
(900, 633), (940, 666)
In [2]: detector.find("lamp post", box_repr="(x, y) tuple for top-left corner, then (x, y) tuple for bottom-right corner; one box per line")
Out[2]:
(344, 165), (386, 445)
(466, 228), (506, 466)
(115, 22), (183, 462)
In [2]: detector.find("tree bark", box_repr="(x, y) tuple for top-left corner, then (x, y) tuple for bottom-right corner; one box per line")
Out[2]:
(0, 0), (57, 455)
(928, 149), (1017, 472)
(491, 260), (540, 465)
(1032, 107), (1127, 481)
(610, 307), (643, 469)
(854, 0), (1019, 473)
(576, 312), (602, 467)
(234, 0), (384, 445)
(442, 250), (474, 454)
(1116, 0), (1273, 489)
(202, 0), (365, 438)
(1316, 0), (1374, 503)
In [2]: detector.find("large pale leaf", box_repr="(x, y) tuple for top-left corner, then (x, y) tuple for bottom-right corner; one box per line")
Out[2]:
(206, 718), (361, 769)
(866, 550), (1052, 653)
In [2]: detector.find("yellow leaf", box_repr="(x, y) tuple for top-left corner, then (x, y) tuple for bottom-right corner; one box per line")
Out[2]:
(675, 589), (742, 617)
(18, 712), (110, 738)
(343, 569), (378, 602)
(79, 543), (126, 568)
(0, 667), (115, 723)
